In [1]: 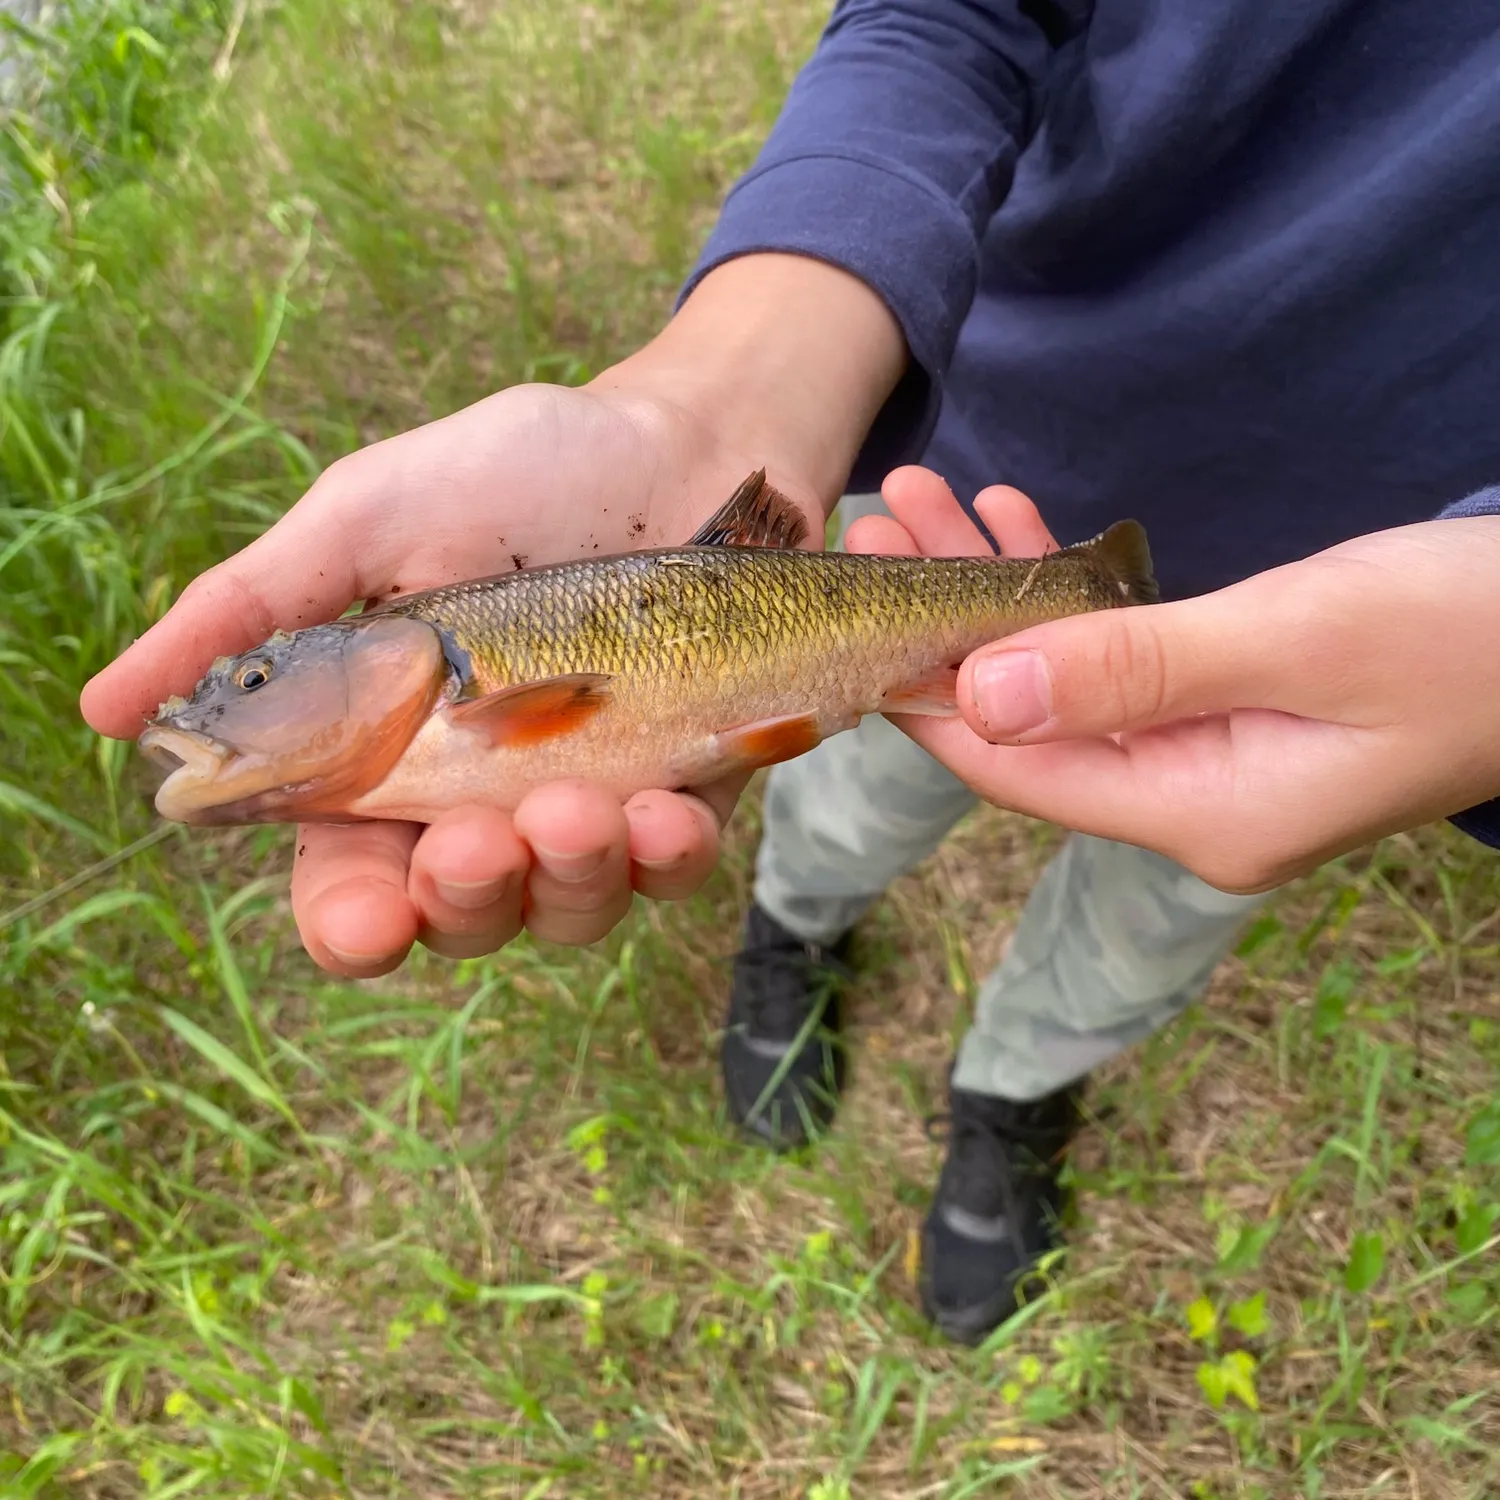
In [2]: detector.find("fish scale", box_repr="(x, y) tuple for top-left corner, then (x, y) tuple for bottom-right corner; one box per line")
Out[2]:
(377, 546), (1132, 711)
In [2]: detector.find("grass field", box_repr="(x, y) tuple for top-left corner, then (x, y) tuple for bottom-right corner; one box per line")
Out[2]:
(3, 1), (1499, 1495)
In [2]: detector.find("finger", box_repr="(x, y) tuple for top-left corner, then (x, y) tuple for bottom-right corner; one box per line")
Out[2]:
(880, 466), (996, 556)
(624, 789), (722, 901)
(953, 581), (1297, 746)
(845, 514), (921, 556)
(890, 712), (1214, 874)
(895, 706), (1389, 895)
(512, 780), (634, 947)
(407, 805), (528, 959)
(291, 820), (423, 977)
(972, 484), (1059, 558)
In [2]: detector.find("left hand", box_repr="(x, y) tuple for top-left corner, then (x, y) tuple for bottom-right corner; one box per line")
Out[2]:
(851, 467), (1500, 894)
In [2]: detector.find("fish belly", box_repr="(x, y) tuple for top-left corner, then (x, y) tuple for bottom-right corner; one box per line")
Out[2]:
(343, 636), (957, 822)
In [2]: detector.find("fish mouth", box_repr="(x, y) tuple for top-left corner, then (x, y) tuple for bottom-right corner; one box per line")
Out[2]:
(139, 724), (242, 822)
(137, 721), (362, 826)
(140, 724), (232, 777)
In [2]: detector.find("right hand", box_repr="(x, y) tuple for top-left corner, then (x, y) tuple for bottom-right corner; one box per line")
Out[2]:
(80, 255), (908, 977)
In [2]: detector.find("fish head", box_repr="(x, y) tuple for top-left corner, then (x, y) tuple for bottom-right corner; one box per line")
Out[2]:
(138, 615), (448, 825)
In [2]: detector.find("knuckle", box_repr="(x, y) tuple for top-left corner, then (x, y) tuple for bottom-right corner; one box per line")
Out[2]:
(175, 560), (225, 611)
(311, 451), (368, 509)
(295, 453), (380, 539)
(178, 560), (278, 641)
(526, 897), (631, 948)
(533, 872), (630, 920)
(635, 866), (709, 903)
(1091, 618), (1171, 727)
(421, 927), (515, 961)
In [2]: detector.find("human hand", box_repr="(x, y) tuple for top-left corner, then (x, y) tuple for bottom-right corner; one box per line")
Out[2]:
(80, 256), (908, 976)
(849, 467), (1500, 894)
(81, 385), (777, 973)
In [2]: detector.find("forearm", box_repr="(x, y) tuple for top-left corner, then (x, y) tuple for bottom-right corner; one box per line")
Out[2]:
(595, 3), (1060, 512)
(670, 2), (1057, 490)
(594, 253), (909, 516)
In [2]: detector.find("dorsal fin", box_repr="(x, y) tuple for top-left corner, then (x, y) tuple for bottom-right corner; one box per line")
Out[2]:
(687, 469), (810, 549)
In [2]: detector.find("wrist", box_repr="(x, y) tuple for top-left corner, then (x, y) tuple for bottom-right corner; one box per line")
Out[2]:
(590, 253), (908, 515)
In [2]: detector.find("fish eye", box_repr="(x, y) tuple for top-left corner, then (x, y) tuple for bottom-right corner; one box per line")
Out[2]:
(235, 660), (273, 691)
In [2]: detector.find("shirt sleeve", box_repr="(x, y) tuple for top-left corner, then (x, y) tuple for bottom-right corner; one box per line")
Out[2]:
(677, 0), (1060, 490)
(1438, 483), (1500, 850)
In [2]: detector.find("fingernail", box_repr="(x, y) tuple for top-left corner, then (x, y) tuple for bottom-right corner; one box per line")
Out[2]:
(534, 845), (608, 883)
(434, 877), (508, 910)
(971, 650), (1052, 740)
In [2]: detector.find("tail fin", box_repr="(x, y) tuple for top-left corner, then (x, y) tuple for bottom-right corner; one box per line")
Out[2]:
(1063, 519), (1158, 606)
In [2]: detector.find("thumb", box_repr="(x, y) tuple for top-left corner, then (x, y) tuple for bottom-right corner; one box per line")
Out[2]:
(956, 585), (1288, 745)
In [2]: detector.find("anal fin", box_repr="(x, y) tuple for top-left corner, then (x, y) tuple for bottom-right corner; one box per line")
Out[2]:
(449, 673), (613, 748)
(881, 666), (961, 716)
(687, 469), (810, 550)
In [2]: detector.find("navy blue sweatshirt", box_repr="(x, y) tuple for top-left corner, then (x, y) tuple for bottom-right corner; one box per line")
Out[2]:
(681, 0), (1500, 850)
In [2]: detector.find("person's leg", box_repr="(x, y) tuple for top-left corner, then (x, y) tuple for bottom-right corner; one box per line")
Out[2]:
(954, 833), (1268, 1100)
(722, 493), (980, 1148)
(920, 833), (1270, 1343)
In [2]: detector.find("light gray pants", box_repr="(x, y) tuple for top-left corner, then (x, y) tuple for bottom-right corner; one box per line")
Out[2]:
(752, 494), (1269, 1102)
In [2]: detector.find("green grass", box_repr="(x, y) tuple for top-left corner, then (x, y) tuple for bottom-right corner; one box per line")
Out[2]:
(3, 0), (1499, 1495)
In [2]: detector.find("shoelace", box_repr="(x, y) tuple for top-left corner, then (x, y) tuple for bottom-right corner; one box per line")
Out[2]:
(734, 938), (853, 1037)
(924, 1106), (1063, 1223)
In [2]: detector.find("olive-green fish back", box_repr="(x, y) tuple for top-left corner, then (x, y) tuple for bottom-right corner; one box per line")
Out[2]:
(378, 541), (1144, 696)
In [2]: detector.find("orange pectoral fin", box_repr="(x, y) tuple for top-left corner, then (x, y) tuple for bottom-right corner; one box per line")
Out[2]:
(881, 666), (961, 716)
(710, 711), (830, 774)
(448, 673), (613, 748)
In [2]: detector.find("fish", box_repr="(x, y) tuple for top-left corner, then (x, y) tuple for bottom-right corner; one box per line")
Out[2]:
(137, 469), (1158, 827)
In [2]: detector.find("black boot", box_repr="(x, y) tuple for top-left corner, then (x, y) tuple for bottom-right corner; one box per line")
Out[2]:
(919, 1079), (1084, 1345)
(720, 903), (853, 1151)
